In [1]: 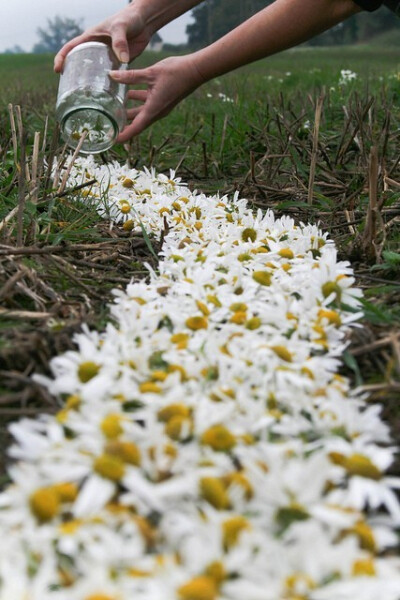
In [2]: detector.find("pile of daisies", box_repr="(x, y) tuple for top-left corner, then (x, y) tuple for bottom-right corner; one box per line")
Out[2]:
(1, 156), (399, 600)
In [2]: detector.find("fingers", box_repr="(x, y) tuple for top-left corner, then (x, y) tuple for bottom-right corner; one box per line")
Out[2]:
(127, 89), (148, 102)
(54, 24), (131, 73)
(54, 34), (89, 72)
(117, 111), (154, 142)
(126, 107), (141, 120)
(110, 22), (130, 63)
(109, 68), (150, 86)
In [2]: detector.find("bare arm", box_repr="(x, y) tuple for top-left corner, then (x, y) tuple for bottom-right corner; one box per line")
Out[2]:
(192, 0), (362, 81)
(110, 0), (362, 140)
(139, 0), (201, 31)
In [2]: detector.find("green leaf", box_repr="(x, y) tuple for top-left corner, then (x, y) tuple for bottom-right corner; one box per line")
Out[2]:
(148, 351), (169, 371)
(342, 350), (363, 387)
(360, 298), (393, 325)
(132, 208), (158, 260)
(382, 250), (400, 265)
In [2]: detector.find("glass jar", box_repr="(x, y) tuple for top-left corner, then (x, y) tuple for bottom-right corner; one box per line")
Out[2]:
(56, 42), (127, 154)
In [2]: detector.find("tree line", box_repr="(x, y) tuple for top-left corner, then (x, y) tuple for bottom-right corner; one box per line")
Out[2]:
(186, 0), (399, 47)
(3, 2), (398, 54)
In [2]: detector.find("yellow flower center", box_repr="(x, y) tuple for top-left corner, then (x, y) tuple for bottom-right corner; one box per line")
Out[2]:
(222, 516), (250, 549)
(93, 453), (125, 481)
(151, 370), (168, 382)
(78, 361), (100, 383)
(65, 394), (81, 410)
(222, 472), (253, 500)
(241, 227), (257, 242)
(53, 482), (79, 503)
(100, 414), (123, 439)
(352, 558), (376, 577)
(196, 300), (210, 316)
(328, 452), (381, 480)
(29, 487), (60, 522)
(252, 271), (272, 286)
(322, 281), (342, 302)
(285, 572), (316, 592)
(278, 248), (294, 259)
(167, 364), (188, 381)
(200, 477), (230, 510)
(178, 576), (217, 600)
(139, 381), (162, 394)
(271, 345), (293, 362)
(345, 520), (376, 553)
(206, 295), (222, 308)
(230, 311), (247, 325)
(123, 219), (134, 231)
(318, 308), (342, 326)
(204, 561), (226, 586)
(201, 425), (236, 452)
(186, 316), (208, 331)
(171, 332), (189, 349)
(157, 404), (190, 422)
(300, 366), (314, 379)
(127, 568), (151, 577)
(122, 177), (134, 188)
(59, 519), (82, 535)
(165, 415), (193, 441)
(230, 302), (247, 312)
(246, 317), (262, 330)
(105, 440), (141, 466)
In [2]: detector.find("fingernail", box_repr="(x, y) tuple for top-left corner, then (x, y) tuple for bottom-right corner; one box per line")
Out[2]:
(120, 51), (129, 63)
(109, 70), (120, 78)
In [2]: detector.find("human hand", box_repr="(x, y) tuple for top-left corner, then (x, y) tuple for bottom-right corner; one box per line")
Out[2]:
(109, 55), (206, 141)
(54, 4), (151, 72)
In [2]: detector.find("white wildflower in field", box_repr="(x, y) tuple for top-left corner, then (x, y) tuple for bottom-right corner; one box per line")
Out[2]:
(339, 69), (358, 85)
(0, 155), (399, 599)
(218, 92), (234, 103)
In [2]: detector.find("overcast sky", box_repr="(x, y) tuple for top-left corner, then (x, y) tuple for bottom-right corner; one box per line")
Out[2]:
(0, 0), (192, 52)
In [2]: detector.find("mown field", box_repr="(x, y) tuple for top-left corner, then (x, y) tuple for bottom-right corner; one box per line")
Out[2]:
(0, 46), (399, 481)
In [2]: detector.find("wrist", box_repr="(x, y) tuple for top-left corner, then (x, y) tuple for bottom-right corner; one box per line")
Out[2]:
(128, 1), (202, 33)
(127, 0), (169, 28)
(126, 0), (154, 22)
(188, 51), (211, 87)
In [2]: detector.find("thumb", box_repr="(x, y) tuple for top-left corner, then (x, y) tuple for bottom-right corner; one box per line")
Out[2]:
(111, 24), (130, 63)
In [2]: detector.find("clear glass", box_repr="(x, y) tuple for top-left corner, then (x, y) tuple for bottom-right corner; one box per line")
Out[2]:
(56, 42), (127, 154)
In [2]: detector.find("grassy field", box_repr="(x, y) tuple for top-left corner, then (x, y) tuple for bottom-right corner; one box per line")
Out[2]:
(0, 46), (399, 480)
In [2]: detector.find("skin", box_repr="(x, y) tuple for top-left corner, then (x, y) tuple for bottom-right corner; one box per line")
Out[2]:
(54, 0), (361, 143)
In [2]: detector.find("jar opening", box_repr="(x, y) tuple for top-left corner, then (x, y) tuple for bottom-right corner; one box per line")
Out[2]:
(60, 106), (118, 154)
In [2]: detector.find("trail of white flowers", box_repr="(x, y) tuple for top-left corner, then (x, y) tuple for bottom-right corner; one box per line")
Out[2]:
(1, 156), (399, 600)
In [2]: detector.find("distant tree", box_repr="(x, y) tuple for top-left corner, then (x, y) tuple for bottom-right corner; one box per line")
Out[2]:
(308, 17), (359, 46)
(187, 0), (274, 49)
(356, 7), (400, 41)
(309, 7), (399, 46)
(32, 16), (83, 53)
(3, 45), (26, 54)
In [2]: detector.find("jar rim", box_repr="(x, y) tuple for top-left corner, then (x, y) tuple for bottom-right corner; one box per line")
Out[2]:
(68, 41), (110, 56)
